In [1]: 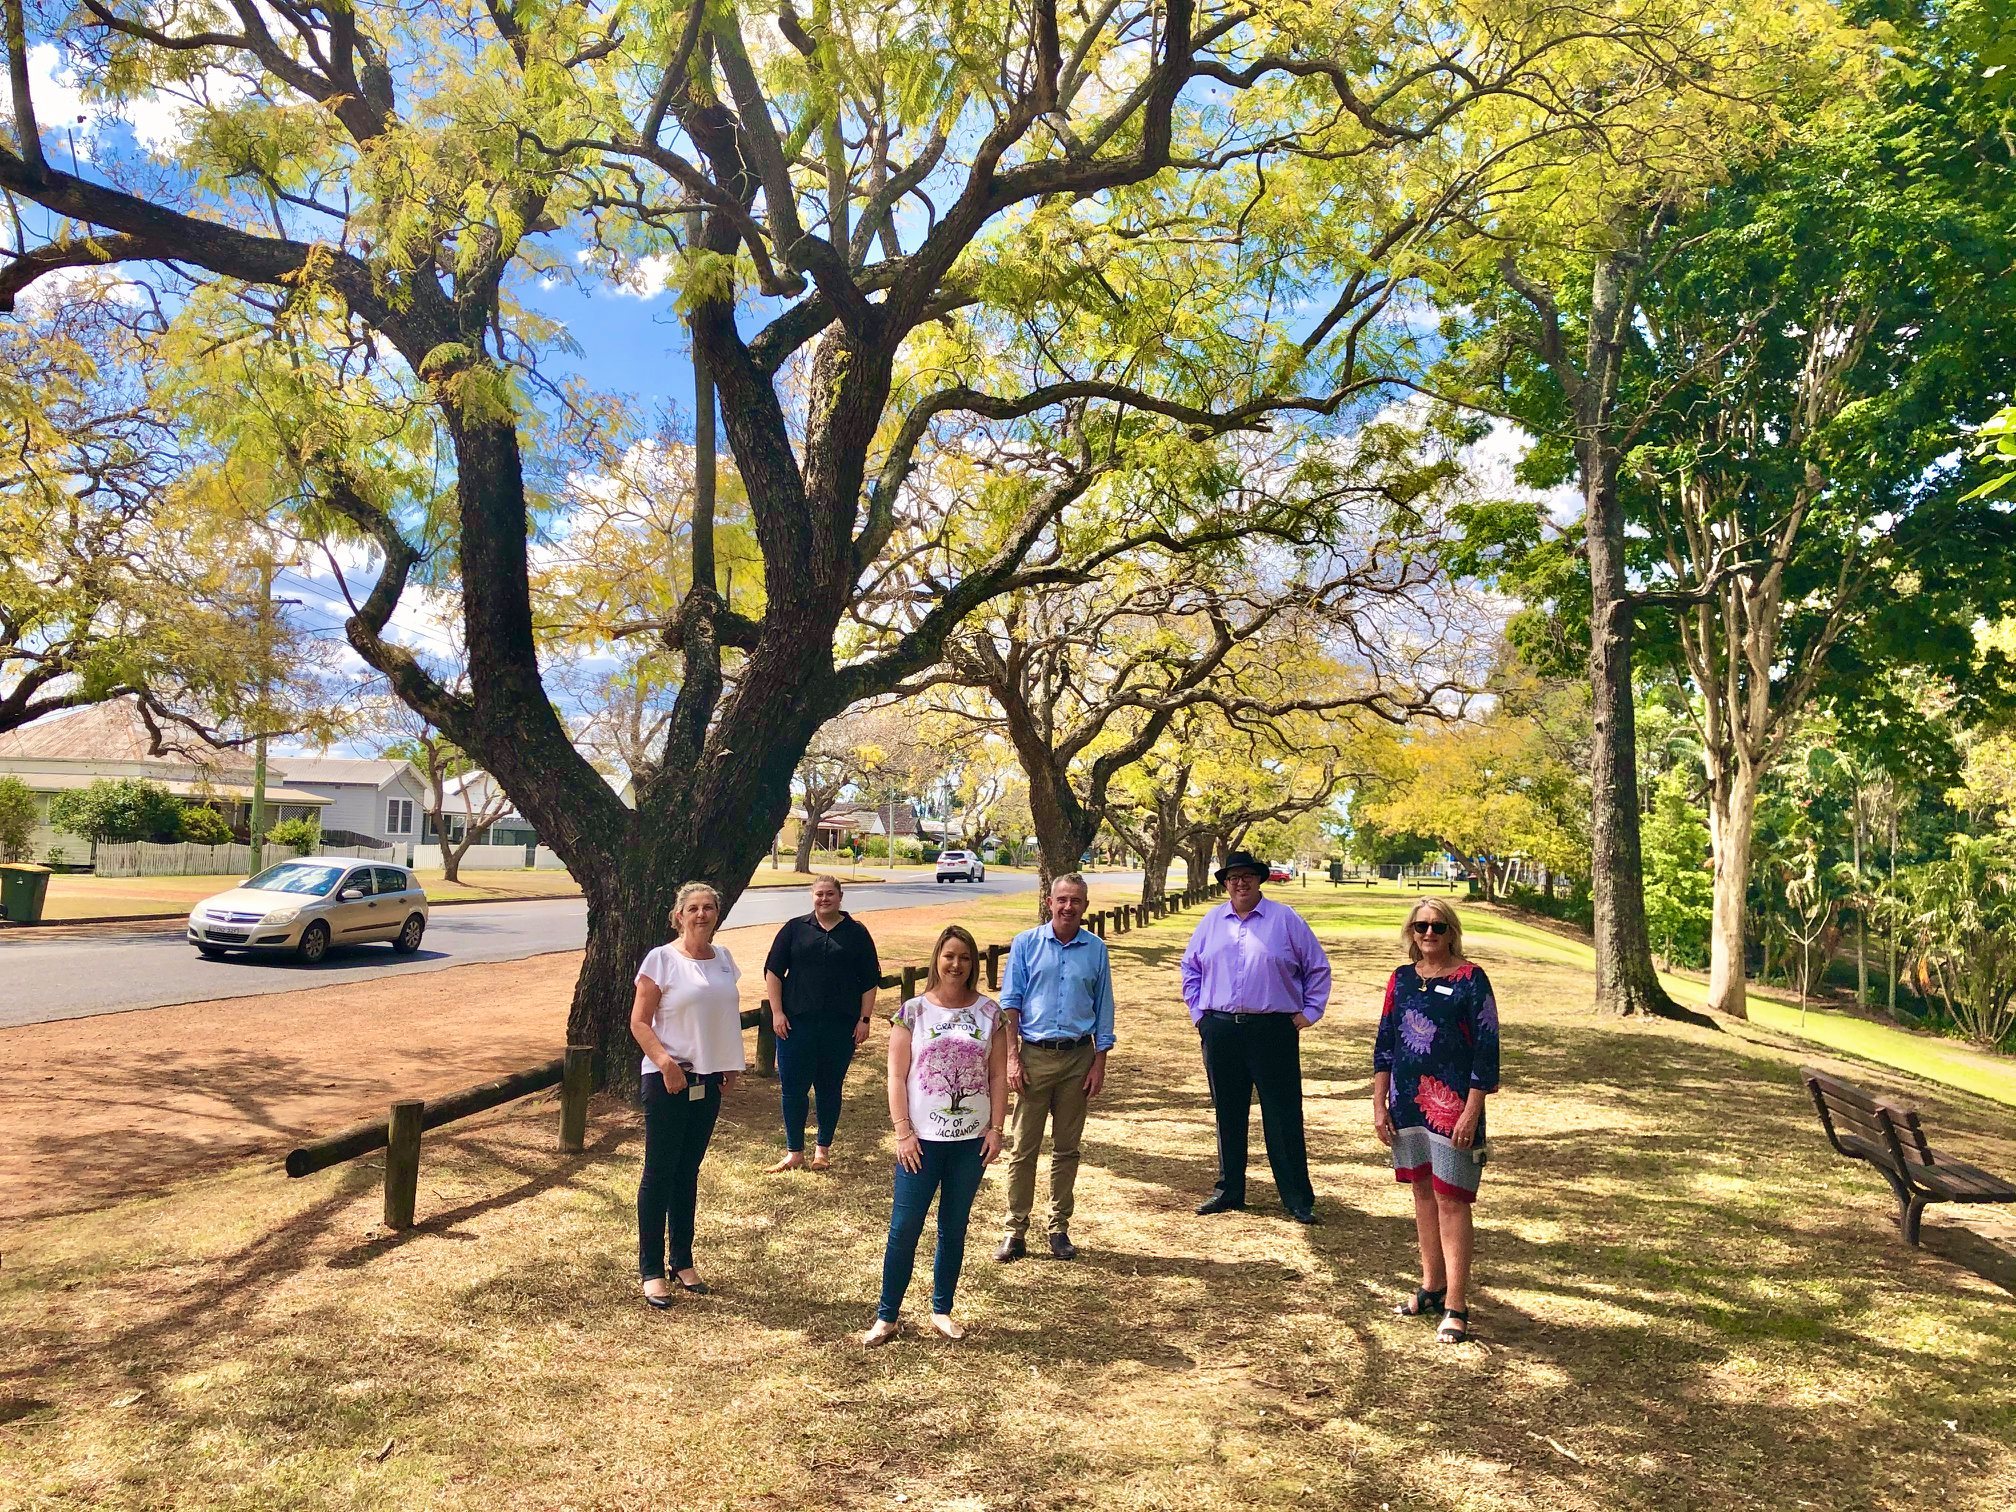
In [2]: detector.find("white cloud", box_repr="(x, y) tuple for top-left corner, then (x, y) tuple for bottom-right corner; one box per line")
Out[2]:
(26, 42), (254, 161)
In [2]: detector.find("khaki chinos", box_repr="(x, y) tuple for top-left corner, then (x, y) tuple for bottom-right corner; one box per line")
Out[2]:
(1002, 1037), (1096, 1239)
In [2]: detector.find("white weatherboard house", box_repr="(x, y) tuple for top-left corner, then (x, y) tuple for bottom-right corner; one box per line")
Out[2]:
(272, 757), (432, 859)
(0, 698), (330, 866)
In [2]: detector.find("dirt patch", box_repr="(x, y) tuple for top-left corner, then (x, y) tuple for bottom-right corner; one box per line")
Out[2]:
(0, 885), (1096, 1225)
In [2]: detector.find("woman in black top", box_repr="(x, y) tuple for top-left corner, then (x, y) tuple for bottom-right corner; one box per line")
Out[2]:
(763, 875), (883, 1171)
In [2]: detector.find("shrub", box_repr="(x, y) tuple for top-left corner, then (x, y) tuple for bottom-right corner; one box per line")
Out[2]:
(1903, 835), (2016, 1048)
(266, 816), (323, 855)
(1642, 769), (1713, 969)
(0, 776), (36, 862)
(177, 805), (234, 845)
(49, 778), (185, 844)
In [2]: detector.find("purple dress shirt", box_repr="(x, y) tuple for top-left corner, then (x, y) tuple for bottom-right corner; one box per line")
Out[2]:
(1180, 896), (1333, 1025)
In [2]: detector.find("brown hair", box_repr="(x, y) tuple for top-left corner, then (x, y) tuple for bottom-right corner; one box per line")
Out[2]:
(925, 924), (980, 994)
(667, 881), (722, 935)
(809, 874), (843, 894)
(1402, 897), (1466, 965)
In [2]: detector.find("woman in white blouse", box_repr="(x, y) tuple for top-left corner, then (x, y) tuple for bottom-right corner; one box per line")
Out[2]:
(630, 881), (746, 1308)
(861, 924), (1006, 1345)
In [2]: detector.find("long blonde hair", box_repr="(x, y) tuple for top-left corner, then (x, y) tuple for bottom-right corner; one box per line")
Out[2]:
(1402, 897), (1466, 965)
(925, 924), (980, 994)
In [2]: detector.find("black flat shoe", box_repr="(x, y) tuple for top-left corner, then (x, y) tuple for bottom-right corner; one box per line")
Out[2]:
(1437, 1308), (1471, 1344)
(677, 1275), (710, 1295)
(1196, 1194), (1247, 1215)
(1286, 1206), (1318, 1225)
(1048, 1232), (1079, 1261)
(995, 1235), (1027, 1263)
(642, 1286), (674, 1311)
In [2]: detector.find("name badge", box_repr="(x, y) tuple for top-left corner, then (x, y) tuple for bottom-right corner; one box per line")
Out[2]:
(688, 1082), (706, 1101)
(1433, 984), (1454, 996)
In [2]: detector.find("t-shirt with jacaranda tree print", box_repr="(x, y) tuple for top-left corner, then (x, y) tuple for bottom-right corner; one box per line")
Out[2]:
(892, 992), (1000, 1141)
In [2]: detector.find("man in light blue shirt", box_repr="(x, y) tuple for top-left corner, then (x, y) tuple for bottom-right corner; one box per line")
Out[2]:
(994, 872), (1116, 1262)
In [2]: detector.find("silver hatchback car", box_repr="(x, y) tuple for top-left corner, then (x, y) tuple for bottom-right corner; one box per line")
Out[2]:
(186, 857), (430, 963)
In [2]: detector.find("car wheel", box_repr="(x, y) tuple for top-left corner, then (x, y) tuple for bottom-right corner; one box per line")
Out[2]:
(296, 921), (331, 965)
(392, 914), (425, 954)
(976, 867), (985, 882)
(196, 944), (227, 959)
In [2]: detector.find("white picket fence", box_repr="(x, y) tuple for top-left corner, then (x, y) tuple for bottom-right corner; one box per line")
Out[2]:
(450, 843), (533, 871)
(93, 840), (399, 877)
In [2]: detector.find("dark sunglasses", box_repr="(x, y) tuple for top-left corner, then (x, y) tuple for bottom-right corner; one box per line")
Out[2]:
(1410, 920), (1449, 935)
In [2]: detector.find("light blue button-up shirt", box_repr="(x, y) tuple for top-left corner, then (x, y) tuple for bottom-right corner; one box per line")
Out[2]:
(999, 922), (1117, 1052)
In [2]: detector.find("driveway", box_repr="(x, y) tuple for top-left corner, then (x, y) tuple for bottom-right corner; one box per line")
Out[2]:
(0, 869), (1061, 1028)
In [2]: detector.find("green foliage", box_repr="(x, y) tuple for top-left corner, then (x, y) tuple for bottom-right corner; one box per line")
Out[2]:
(1643, 770), (1714, 968)
(1967, 405), (2016, 502)
(176, 805), (235, 846)
(48, 779), (185, 844)
(0, 776), (36, 862)
(1904, 835), (2016, 1047)
(266, 817), (323, 856)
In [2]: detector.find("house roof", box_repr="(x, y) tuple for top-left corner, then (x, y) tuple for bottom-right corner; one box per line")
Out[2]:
(276, 756), (416, 789)
(6, 770), (329, 805)
(0, 697), (253, 774)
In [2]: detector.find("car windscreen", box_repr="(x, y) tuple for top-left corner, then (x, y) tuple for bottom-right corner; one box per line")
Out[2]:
(245, 862), (347, 897)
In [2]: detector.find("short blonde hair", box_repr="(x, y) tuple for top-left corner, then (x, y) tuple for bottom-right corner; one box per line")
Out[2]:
(668, 881), (723, 935)
(1402, 897), (1466, 964)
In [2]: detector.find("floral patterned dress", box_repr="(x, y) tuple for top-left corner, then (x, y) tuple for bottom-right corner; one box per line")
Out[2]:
(1373, 961), (1500, 1201)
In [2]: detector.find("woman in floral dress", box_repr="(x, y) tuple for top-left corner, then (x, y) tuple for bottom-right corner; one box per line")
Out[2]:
(1372, 898), (1500, 1344)
(862, 924), (1007, 1345)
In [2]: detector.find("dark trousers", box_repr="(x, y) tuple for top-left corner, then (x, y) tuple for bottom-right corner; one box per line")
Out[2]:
(877, 1137), (985, 1322)
(637, 1071), (722, 1278)
(1199, 1012), (1314, 1211)
(776, 1014), (857, 1152)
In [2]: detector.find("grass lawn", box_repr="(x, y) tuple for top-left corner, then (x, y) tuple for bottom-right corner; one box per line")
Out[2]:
(4, 892), (2014, 1509)
(30, 862), (925, 922)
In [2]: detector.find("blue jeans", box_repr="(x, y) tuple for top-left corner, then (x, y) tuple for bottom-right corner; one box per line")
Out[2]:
(876, 1137), (985, 1322)
(776, 1014), (858, 1152)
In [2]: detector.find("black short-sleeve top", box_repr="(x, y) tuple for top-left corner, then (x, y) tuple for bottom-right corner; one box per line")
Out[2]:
(762, 911), (883, 1023)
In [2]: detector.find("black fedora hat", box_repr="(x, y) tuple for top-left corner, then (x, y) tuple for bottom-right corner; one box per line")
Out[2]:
(1215, 849), (1269, 883)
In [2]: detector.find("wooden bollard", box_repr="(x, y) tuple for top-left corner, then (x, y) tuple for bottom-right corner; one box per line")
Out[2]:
(756, 1006), (778, 1078)
(902, 965), (921, 1000)
(1092, 911), (1106, 937)
(384, 1099), (423, 1230)
(986, 944), (1002, 991)
(559, 1045), (593, 1153)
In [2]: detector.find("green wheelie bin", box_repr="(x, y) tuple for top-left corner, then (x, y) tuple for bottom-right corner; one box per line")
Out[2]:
(0, 863), (52, 923)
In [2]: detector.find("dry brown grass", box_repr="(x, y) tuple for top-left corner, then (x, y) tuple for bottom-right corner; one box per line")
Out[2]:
(4, 895), (2015, 1511)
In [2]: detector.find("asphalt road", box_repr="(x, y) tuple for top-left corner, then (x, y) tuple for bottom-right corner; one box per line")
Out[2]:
(0, 870), (1072, 1030)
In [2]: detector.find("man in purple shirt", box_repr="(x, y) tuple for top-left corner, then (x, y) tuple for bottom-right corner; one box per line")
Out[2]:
(1180, 850), (1332, 1223)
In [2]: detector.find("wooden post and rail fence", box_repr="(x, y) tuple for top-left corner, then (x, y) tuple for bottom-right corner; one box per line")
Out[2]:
(283, 879), (1226, 1230)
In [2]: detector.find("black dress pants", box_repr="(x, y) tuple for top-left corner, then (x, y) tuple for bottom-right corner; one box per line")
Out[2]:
(1199, 1011), (1314, 1211)
(638, 1070), (722, 1278)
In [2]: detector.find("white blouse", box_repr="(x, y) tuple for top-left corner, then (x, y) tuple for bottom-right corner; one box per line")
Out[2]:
(635, 942), (747, 1077)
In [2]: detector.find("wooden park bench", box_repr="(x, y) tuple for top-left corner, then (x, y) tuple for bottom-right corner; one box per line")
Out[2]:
(1802, 1067), (2016, 1245)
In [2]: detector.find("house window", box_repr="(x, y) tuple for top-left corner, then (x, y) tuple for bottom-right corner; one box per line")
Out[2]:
(387, 798), (414, 835)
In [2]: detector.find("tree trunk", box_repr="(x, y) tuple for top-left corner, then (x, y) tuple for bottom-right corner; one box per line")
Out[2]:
(1853, 795), (1867, 1008)
(1581, 253), (1680, 1019)
(1141, 833), (1178, 907)
(1704, 759), (1758, 1020)
(793, 815), (818, 873)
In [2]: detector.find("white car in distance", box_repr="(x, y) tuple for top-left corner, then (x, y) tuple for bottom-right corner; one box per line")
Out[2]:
(935, 849), (986, 883)
(187, 857), (430, 964)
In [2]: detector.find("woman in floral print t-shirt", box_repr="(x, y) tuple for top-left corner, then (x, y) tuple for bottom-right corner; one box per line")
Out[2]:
(1372, 898), (1499, 1345)
(861, 924), (1006, 1347)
